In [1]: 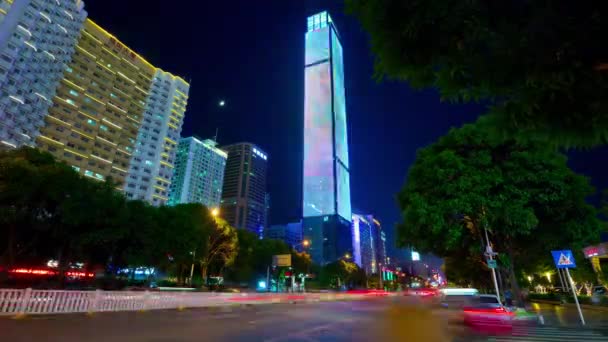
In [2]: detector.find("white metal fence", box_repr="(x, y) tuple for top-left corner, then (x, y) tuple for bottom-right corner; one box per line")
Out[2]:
(0, 289), (389, 316)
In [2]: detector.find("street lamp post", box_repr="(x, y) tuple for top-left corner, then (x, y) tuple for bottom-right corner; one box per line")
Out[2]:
(293, 240), (311, 292)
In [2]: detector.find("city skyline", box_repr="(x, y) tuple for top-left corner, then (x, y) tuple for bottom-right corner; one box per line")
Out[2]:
(8, 0), (608, 250)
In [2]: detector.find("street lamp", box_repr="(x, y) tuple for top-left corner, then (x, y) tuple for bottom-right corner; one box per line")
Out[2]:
(211, 208), (219, 217)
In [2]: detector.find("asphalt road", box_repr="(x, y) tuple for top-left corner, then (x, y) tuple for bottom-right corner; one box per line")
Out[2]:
(531, 302), (608, 328)
(1, 298), (606, 342)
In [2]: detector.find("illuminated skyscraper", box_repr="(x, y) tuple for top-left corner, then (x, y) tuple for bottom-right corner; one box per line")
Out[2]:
(302, 12), (352, 265)
(124, 71), (189, 205)
(0, 0), (87, 149)
(168, 137), (227, 208)
(220, 142), (268, 237)
(34, 18), (188, 196)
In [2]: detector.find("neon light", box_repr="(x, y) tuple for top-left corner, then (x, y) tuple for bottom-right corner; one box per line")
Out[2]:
(42, 50), (56, 60)
(65, 271), (94, 278)
(9, 95), (24, 104)
(17, 25), (32, 36)
(85, 94), (105, 106)
(35, 92), (50, 102)
(39, 12), (51, 23)
(441, 288), (479, 296)
(63, 10), (74, 20)
(1, 141), (17, 148)
(102, 118), (122, 129)
(117, 72), (135, 84)
(57, 24), (68, 34)
(107, 102), (126, 113)
(90, 154), (112, 164)
(97, 136), (117, 146)
(71, 129), (94, 140)
(64, 148), (89, 159)
(38, 135), (65, 145)
(9, 268), (58, 276)
(112, 165), (127, 173)
(76, 45), (96, 59)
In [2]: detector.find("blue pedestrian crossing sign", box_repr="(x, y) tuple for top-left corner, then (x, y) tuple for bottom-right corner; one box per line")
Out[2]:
(551, 250), (577, 269)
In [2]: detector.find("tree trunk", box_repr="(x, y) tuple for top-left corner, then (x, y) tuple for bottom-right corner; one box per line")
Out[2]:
(201, 263), (208, 287)
(506, 252), (525, 308)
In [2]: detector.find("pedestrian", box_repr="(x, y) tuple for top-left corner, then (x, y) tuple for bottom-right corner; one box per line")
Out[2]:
(504, 289), (513, 307)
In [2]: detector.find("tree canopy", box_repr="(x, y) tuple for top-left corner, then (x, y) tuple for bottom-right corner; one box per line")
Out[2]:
(396, 122), (602, 291)
(0, 148), (235, 287)
(346, 1), (608, 147)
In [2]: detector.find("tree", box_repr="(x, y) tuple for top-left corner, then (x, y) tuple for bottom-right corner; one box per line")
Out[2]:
(199, 217), (237, 285)
(319, 260), (364, 289)
(346, 1), (608, 147)
(397, 122), (601, 305)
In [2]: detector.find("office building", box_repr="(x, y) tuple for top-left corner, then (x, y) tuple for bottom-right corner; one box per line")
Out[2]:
(352, 214), (376, 275)
(220, 142), (268, 237)
(302, 11), (352, 265)
(0, 0), (87, 149)
(371, 216), (388, 267)
(34, 18), (188, 192)
(168, 137), (227, 208)
(266, 221), (303, 251)
(124, 70), (189, 205)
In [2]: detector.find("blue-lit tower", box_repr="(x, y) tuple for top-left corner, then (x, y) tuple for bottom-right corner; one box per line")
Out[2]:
(302, 12), (352, 265)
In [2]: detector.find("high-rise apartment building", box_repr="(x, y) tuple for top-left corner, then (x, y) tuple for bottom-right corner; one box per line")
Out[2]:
(220, 142), (268, 237)
(302, 11), (352, 265)
(168, 137), (227, 208)
(36, 19), (154, 186)
(0, 0), (86, 149)
(28, 16), (188, 196)
(124, 70), (189, 205)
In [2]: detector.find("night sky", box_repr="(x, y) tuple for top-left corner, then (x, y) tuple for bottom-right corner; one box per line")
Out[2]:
(88, 1), (607, 254)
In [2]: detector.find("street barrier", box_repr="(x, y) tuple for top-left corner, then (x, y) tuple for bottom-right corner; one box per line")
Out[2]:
(0, 289), (394, 317)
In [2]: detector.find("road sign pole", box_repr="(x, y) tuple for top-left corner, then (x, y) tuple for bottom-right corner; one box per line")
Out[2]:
(565, 268), (585, 325)
(484, 228), (501, 301)
(557, 268), (566, 291)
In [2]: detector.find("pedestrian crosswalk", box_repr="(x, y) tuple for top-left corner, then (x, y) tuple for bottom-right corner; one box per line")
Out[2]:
(488, 325), (608, 341)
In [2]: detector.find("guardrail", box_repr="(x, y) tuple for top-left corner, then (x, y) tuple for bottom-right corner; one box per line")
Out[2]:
(0, 289), (393, 317)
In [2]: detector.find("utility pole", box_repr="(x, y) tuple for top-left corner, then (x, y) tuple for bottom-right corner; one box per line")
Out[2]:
(484, 228), (501, 301)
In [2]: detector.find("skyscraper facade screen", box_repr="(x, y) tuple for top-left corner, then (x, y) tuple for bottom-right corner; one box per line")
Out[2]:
(302, 11), (352, 265)
(303, 11), (351, 221)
